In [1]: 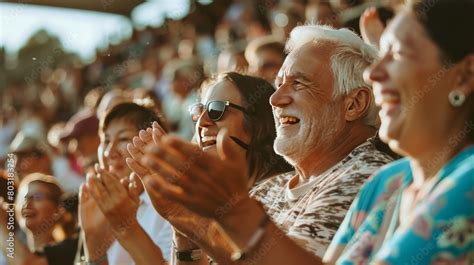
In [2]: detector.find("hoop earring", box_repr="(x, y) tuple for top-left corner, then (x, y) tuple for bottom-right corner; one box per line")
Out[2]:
(449, 90), (466, 107)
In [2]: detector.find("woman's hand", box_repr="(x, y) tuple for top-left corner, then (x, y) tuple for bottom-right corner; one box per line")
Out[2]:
(360, 7), (384, 49)
(85, 164), (141, 235)
(79, 184), (114, 260)
(126, 122), (166, 180)
(126, 123), (189, 221)
(140, 129), (249, 221)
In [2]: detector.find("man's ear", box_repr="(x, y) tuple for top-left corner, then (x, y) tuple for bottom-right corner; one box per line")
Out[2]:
(344, 87), (373, 122)
(455, 54), (474, 95)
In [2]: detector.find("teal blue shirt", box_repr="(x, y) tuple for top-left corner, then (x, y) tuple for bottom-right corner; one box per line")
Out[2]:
(328, 146), (474, 264)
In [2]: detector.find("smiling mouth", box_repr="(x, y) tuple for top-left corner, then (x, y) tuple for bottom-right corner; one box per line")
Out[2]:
(201, 135), (217, 148)
(380, 94), (401, 105)
(279, 116), (300, 126)
(22, 211), (36, 218)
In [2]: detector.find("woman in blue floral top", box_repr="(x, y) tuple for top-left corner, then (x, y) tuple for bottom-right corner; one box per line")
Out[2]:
(324, 0), (474, 264)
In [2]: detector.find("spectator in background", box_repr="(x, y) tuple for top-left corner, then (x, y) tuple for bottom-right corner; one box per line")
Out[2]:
(0, 106), (18, 161)
(82, 87), (105, 112)
(359, 6), (395, 49)
(9, 127), (84, 194)
(80, 102), (172, 265)
(9, 132), (52, 179)
(270, 2), (306, 40)
(95, 89), (129, 120)
(161, 59), (204, 140)
(245, 35), (286, 83)
(59, 109), (100, 176)
(331, 0), (364, 12)
(305, 1), (341, 28)
(216, 48), (249, 74)
(0, 173), (78, 265)
(334, 0), (394, 37)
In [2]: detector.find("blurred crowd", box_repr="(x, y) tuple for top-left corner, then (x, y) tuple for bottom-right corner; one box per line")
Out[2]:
(1, 0), (473, 264)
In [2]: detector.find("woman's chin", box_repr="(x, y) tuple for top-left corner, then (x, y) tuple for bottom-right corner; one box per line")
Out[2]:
(379, 121), (409, 157)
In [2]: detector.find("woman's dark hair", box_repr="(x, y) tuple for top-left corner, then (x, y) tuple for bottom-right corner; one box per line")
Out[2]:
(411, 0), (474, 139)
(100, 102), (168, 134)
(209, 72), (293, 182)
(411, 0), (474, 64)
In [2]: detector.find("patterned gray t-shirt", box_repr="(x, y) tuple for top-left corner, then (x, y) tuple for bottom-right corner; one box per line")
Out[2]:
(250, 139), (394, 258)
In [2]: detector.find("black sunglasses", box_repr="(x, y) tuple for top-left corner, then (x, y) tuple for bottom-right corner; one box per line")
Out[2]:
(188, 100), (249, 122)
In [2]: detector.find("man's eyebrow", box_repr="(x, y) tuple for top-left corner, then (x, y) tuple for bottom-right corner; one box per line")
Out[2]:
(290, 71), (313, 83)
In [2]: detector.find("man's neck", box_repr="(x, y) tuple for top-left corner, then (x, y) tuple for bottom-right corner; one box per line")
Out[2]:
(295, 125), (376, 180)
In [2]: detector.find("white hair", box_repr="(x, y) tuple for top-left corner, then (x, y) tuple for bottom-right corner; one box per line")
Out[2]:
(286, 24), (380, 127)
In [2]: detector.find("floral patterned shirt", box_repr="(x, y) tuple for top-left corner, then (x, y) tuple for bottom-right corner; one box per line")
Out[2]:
(326, 146), (474, 264)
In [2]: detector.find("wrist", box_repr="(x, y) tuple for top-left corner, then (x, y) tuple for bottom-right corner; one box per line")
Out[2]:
(173, 227), (206, 262)
(85, 254), (108, 265)
(82, 230), (108, 260)
(217, 198), (268, 248)
(173, 228), (200, 251)
(112, 218), (141, 240)
(218, 197), (261, 232)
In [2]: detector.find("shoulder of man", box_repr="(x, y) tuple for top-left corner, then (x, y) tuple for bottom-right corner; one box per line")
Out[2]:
(250, 171), (295, 200)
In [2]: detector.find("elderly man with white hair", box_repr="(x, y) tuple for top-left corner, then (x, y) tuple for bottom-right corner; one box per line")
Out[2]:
(137, 24), (395, 264)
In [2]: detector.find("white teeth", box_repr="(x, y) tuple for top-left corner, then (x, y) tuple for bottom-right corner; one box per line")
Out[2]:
(383, 94), (400, 102)
(379, 93), (400, 104)
(279, 116), (299, 124)
(201, 136), (217, 143)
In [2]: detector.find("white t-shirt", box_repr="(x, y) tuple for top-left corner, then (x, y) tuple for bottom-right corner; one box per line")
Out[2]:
(107, 192), (172, 264)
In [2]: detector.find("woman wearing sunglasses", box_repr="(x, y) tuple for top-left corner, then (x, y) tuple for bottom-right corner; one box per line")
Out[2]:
(187, 72), (292, 183)
(122, 72), (292, 264)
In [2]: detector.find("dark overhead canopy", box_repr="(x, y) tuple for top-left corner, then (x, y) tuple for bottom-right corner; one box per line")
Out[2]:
(4, 0), (144, 16)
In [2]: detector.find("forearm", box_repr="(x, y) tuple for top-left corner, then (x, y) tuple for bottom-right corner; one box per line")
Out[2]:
(113, 219), (167, 265)
(218, 198), (324, 265)
(167, 215), (233, 264)
(82, 229), (112, 264)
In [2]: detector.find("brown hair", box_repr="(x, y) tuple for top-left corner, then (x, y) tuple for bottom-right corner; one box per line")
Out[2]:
(100, 102), (168, 135)
(411, 0), (474, 139)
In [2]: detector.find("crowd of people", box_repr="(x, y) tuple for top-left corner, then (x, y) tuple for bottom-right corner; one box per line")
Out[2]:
(1, 0), (473, 264)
